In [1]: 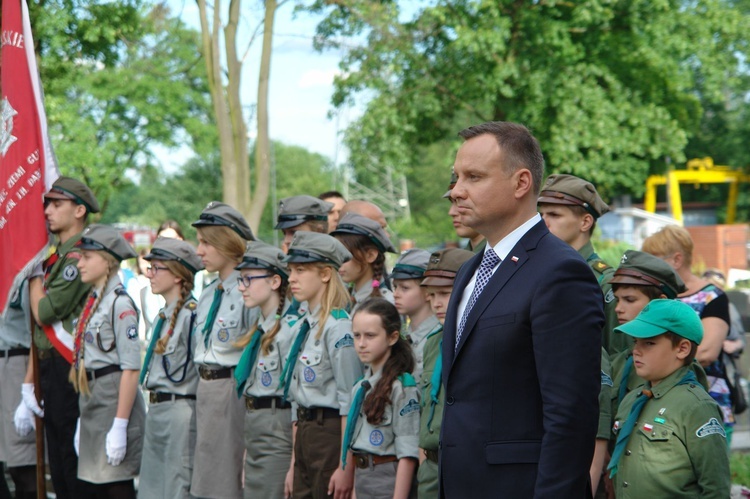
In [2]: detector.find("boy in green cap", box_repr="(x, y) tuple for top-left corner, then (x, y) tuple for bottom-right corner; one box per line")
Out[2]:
(608, 299), (729, 498)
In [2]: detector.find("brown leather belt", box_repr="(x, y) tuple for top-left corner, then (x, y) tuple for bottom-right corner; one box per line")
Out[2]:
(245, 396), (291, 411)
(425, 449), (439, 463)
(296, 406), (340, 421)
(0, 348), (30, 358)
(198, 366), (232, 380)
(86, 364), (121, 381)
(149, 392), (196, 404)
(353, 453), (398, 469)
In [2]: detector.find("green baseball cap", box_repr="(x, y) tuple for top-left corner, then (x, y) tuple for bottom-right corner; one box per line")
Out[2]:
(537, 174), (609, 218)
(615, 299), (703, 344)
(44, 176), (100, 214)
(610, 250), (686, 299)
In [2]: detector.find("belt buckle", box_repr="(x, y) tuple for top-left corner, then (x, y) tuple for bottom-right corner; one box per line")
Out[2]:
(149, 392), (157, 404)
(298, 407), (311, 421)
(355, 455), (369, 469)
(245, 397), (257, 411)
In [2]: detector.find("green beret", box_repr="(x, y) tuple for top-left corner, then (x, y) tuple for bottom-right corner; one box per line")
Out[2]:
(538, 174), (609, 218)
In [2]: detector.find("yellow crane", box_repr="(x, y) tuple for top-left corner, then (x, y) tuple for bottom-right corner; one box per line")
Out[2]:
(644, 157), (750, 224)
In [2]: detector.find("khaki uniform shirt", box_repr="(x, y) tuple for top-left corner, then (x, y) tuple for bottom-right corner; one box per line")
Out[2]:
(350, 368), (420, 459)
(194, 271), (257, 367)
(0, 281), (30, 349)
(34, 233), (91, 350)
(143, 298), (199, 395)
(578, 241), (622, 355)
(351, 283), (394, 313)
(82, 277), (140, 371)
(289, 306), (363, 414)
(406, 315), (440, 384)
(612, 365), (730, 498)
(243, 313), (296, 398)
(418, 327), (443, 451)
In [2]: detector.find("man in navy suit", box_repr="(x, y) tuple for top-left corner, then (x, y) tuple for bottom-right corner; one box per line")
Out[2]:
(440, 122), (604, 498)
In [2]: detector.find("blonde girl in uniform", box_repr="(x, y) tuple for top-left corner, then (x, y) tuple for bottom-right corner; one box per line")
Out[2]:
(138, 238), (203, 499)
(344, 298), (419, 499)
(331, 213), (396, 311)
(71, 224), (145, 499)
(233, 241), (294, 498)
(189, 201), (256, 499)
(278, 231), (362, 499)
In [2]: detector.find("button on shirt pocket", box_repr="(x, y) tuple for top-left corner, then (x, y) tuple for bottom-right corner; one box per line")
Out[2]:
(637, 422), (678, 465)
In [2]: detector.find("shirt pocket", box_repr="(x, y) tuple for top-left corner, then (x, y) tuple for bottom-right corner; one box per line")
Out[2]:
(298, 346), (331, 387)
(637, 422), (677, 465)
(254, 348), (282, 388)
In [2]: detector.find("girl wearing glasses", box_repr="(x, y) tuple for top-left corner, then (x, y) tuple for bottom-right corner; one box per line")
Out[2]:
(190, 202), (257, 499)
(233, 241), (294, 498)
(138, 237), (203, 498)
(71, 224), (145, 499)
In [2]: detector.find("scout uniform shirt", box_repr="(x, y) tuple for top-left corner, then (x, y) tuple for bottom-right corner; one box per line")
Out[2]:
(34, 233), (91, 351)
(194, 271), (256, 367)
(82, 277), (140, 371)
(143, 298), (199, 395)
(419, 326), (444, 452)
(349, 368), (420, 459)
(406, 314), (441, 384)
(1, 281), (31, 349)
(612, 365), (730, 498)
(243, 313), (296, 398)
(289, 306), (363, 414)
(578, 241), (621, 355)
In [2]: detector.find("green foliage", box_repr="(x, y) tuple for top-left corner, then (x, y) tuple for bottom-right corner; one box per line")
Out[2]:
(731, 451), (750, 486)
(28, 1), (214, 212)
(309, 0), (750, 235)
(103, 141), (335, 243)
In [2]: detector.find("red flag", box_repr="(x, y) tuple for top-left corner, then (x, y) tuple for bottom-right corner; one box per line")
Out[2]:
(1, 0), (59, 312)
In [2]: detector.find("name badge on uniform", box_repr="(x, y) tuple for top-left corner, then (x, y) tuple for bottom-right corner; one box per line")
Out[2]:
(303, 366), (316, 382)
(369, 430), (384, 446)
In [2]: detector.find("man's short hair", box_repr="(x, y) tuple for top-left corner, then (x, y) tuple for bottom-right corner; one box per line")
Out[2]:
(319, 191), (345, 201)
(458, 122), (545, 194)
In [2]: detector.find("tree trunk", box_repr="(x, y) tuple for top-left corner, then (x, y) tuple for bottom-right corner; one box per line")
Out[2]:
(249, 0), (277, 229)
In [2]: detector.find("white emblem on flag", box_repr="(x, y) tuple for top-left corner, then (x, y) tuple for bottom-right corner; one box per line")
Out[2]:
(1, 98), (18, 156)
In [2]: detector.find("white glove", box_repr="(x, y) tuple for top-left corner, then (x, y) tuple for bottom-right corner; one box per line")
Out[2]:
(21, 383), (44, 417)
(105, 418), (128, 466)
(13, 401), (35, 436)
(74, 418), (80, 456)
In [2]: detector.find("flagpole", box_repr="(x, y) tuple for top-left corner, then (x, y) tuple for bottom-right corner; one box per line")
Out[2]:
(29, 308), (46, 499)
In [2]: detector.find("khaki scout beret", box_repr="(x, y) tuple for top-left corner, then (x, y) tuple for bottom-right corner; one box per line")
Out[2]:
(538, 174), (609, 218)
(275, 195), (334, 230)
(610, 250), (686, 299)
(191, 201), (255, 241)
(236, 241), (289, 280)
(44, 176), (100, 213)
(283, 231), (352, 269)
(421, 248), (474, 287)
(76, 224), (137, 261)
(145, 237), (203, 274)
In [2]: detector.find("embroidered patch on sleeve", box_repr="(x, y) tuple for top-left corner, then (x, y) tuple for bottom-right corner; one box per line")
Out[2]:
(399, 398), (420, 416)
(601, 371), (614, 387)
(334, 333), (354, 349)
(62, 264), (78, 281)
(696, 418), (726, 438)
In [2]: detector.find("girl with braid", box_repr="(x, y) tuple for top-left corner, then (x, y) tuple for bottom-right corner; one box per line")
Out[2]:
(331, 213), (397, 312)
(138, 238), (203, 499)
(233, 242), (295, 498)
(72, 224), (145, 499)
(344, 298), (419, 499)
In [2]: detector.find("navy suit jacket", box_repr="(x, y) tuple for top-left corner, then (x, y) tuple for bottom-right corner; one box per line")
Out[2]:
(440, 220), (604, 498)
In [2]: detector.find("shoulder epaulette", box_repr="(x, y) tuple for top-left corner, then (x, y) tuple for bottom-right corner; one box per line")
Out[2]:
(398, 373), (416, 388)
(330, 308), (349, 320)
(593, 260), (611, 273)
(114, 287), (129, 296)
